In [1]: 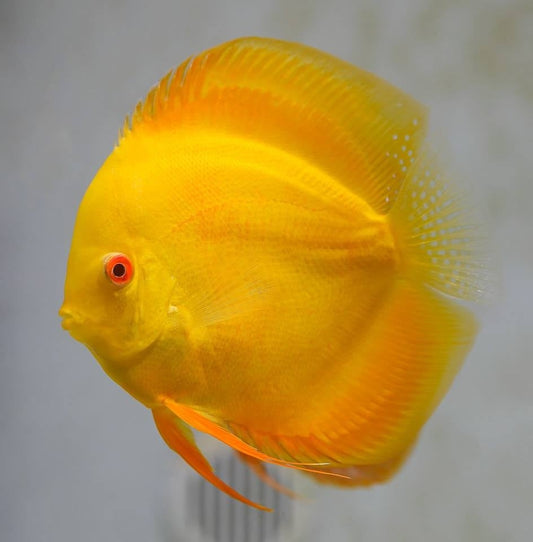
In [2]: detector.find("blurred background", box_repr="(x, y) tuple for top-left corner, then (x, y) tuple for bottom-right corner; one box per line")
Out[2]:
(1, 0), (531, 541)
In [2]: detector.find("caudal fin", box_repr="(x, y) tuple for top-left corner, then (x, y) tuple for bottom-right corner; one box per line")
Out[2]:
(390, 149), (490, 303)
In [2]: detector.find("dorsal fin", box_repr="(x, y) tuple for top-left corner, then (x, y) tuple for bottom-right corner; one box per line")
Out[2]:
(120, 37), (427, 213)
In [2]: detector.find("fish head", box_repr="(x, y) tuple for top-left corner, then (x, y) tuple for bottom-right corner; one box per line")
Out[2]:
(59, 146), (179, 373)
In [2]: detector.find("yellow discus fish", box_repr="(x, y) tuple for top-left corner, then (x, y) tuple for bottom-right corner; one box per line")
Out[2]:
(59, 37), (486, 510)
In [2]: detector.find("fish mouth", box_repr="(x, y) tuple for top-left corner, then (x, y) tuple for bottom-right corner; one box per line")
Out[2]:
(58, 305), (82, 331)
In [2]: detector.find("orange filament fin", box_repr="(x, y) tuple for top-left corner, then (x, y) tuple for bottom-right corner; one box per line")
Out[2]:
(237, 452), (301, 500)
(152, 407), (271, 511)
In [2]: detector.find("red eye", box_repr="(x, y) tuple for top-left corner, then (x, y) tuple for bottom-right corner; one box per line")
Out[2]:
(104, 253), (133, 286)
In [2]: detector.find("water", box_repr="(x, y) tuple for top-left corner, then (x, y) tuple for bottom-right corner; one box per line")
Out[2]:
(2, 1), (531, 541)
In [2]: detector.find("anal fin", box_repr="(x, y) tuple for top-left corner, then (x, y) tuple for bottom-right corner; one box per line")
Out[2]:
(223, 279), (477, 471)
(160, 398), (348, 479)
(305, 442), (414, 488)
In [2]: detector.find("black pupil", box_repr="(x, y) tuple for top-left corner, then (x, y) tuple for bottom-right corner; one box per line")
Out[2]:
(112, 263), (126, 278)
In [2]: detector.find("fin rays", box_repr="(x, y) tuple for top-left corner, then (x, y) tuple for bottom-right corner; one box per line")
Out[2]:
(120, 37), (428, 213)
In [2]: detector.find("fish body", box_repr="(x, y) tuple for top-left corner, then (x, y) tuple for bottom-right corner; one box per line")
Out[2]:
(60, 37), (485, 510)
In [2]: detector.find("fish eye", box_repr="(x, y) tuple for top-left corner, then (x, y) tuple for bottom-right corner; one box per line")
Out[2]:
(104, 253), (133, 286)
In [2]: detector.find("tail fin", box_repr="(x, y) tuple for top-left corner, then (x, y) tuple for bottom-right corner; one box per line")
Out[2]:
(390, 149), (490, 303)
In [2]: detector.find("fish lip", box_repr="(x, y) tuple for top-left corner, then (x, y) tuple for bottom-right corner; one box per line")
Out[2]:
(60, 315), (75, 330)
(58, 305), (82, 331)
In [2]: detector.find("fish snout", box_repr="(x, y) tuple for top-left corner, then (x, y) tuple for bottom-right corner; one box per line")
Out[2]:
(58, 304), (81, 331)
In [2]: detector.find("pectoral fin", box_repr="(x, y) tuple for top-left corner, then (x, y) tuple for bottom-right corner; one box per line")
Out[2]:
(152, 407), (271, 511)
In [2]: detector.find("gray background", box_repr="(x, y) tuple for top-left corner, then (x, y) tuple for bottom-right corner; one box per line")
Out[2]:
(1, 1), (531, 541)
